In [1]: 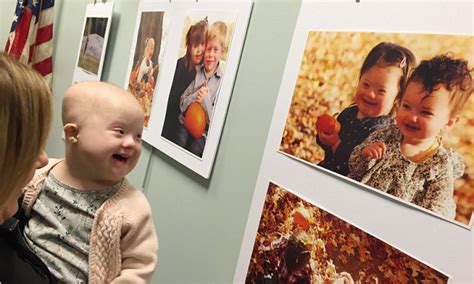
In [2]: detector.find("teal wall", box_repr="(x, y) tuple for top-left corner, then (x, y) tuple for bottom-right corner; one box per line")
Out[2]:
(1, 0), (301, 282)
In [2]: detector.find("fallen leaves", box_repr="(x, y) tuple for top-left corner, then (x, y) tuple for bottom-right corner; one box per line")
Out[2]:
(245, 183), (449, 283)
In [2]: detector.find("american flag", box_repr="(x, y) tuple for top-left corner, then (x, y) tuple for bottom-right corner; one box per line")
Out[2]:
(5, 0), (54, 86)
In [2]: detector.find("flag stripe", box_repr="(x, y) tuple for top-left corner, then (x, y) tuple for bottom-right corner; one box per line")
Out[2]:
(5, 38), (11, 53)
(33, 56), (52, 76)
(22, 17), (38, 63)
(5, 0), (54, 87)
(32, 40), (52, 64)
(36, 24), (52, 45)
(8, 7), (33, 59)
(28, 44), (35, 62)
(38, 7), (54, 28)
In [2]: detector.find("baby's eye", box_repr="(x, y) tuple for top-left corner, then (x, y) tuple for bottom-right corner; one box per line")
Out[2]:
(401, 103), (410, 109)
(421, 110), (433, 116)
(114, 129), (125, 135)
(378, 89), (386, 94)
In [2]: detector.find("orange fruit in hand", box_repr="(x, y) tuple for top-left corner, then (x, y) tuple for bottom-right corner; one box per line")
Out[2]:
(184, 102), (207, 139)
(316, 114), (341, 134)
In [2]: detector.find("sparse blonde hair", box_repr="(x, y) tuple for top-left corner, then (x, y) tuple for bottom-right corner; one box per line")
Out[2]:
(145, 37), (155, 51)
(208, 21), (228, 53)
(0, 53), (52, 210)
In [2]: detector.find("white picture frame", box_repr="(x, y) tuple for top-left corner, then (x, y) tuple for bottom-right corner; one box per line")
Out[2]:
(124, 0), (171, 129)
(72, 2), (113, 83)
(278, 28), (473, 228)
(139, 1), (253, 179)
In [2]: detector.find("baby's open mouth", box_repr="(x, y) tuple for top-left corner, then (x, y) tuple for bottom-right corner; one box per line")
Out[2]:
(363, 98), (377, 106)
(113, 154), (128, 162)
(403, 123), (419, 132)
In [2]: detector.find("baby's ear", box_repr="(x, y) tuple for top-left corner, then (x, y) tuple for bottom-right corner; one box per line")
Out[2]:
(64, 123), (79, 143)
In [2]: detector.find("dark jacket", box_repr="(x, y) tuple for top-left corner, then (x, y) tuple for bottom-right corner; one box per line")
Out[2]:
(0, 198), (56, 284)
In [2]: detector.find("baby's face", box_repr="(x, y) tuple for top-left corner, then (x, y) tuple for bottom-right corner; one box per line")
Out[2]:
(190, 41), (205, 66)
(146, 42), (154, 59)
(355, 65), (401, 119)
(76, 97), (144, 185)
(396, 81), (453, 143)
(204, 37), (223, 73)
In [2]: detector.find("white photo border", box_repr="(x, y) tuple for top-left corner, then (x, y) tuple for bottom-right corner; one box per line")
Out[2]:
(72, 2), (113, 83)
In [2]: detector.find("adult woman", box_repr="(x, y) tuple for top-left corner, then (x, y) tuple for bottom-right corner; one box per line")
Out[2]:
(0, 52), (55, 283)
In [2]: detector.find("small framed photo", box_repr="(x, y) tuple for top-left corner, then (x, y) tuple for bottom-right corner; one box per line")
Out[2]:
(141, 1), (252, 178)
(72, 2), (113, 83)
(124, 0), (170, 128)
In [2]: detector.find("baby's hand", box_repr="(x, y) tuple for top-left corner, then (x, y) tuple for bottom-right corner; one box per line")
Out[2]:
(319, 130), (340, 149)
(362, 142), (386, 159)
(196, 84), (208, 103)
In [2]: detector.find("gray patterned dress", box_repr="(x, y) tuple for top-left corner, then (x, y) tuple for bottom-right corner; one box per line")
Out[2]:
(23, 174), (121, 283)
(349, 123), (463, 219)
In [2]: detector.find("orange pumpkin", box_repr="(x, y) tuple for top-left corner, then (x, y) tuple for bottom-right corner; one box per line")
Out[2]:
(184, 102), (207, 139)
(293, 207), (311, 231)
(316, 114), (341, 134)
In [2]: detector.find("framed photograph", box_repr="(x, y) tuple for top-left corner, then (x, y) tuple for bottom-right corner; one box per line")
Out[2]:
(141, 1), (252, 178)
(72, 2), (113, 83)
(244, 181), (449, 283)
(279, 30), (473, 227)
(235, 2), (473, 283)
(124, 1), (170, 128)
(265, 1), (474, 227)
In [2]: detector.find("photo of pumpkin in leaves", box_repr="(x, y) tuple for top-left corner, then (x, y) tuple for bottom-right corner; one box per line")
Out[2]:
(245, 182), (449, 283)
(279, 32), (473, 225)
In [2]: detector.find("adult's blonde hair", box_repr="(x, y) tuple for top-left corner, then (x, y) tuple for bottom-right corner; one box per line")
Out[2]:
(0, 52), (52, 210)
